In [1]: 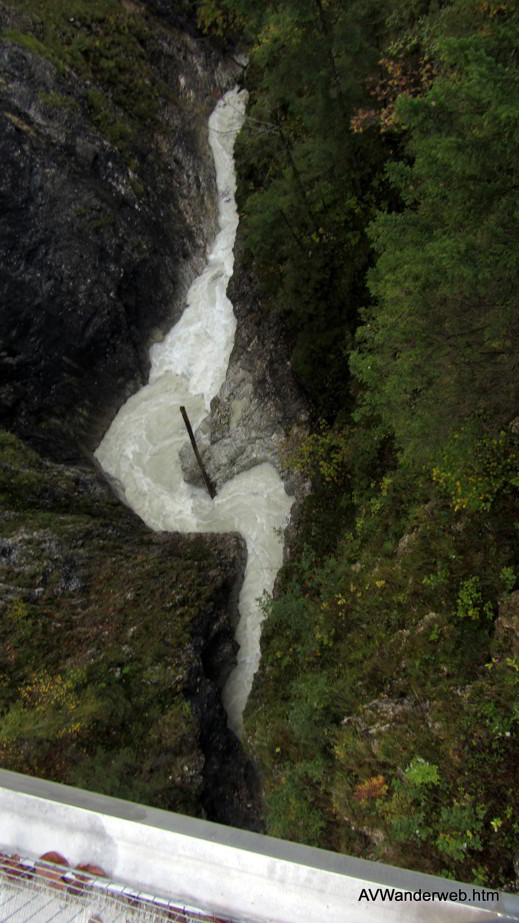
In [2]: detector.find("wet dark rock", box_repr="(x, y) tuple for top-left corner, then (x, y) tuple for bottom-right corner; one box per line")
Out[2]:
(0, 432), (256, 816)
(179, 245), (310, 497)
(0, 4), (235, 462)
(0, 2), (272, 831)
(187, 532), (264, 831)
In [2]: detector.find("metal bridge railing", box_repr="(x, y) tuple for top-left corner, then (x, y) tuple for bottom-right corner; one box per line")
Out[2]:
(0, 853), (236, 923)
(1, 768), (519, 923)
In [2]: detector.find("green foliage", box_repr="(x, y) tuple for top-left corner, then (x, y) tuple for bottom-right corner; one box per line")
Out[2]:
(456, 577), (493, 622)
(246, 450), (519, 885)
(4, 28), (50, 59)
(432, 427), (519, 512)
(500, 566), (517, 594)
(235, 0), (519, 891)
(267, 760), (328, 846)
(351, 12), (519, 466)
(282, 423), (349, 484)
(0, 669), (102, 741)
(39, 90), (79, 111)
(404, 756), (440, 787)
(288, 671), (336, 747)
(85, 87), (132, 150)
(435, 803), (486, 861)
(229, 0), (391, 413)
(196, 0), (241, 37)
(3, 0), (164, 154)
(0, 430), (224, 814)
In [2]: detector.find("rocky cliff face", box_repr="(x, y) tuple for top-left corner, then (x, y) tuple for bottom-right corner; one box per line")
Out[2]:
(0, 0), (237, 462)
(0, 429), (251, 817)
(179, 245), (310, 498)
(0, 0), (264, 828)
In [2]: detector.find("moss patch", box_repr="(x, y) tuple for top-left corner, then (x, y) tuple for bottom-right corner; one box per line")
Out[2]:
(245, 457), (519, 889)
(3, 0), (167, 155)
(0, 430), (236, 813)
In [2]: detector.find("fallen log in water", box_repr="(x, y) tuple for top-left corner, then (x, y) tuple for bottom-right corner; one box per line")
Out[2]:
(180, 405), (217, 499)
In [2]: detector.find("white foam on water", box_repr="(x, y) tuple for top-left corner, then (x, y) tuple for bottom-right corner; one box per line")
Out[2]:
(95, 88), (294, 735)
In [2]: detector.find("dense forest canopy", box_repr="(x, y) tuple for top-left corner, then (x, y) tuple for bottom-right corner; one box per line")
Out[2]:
(199, 0), (519, 891)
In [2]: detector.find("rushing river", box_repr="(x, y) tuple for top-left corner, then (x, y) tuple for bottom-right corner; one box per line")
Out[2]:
(95, 88), (294, 736)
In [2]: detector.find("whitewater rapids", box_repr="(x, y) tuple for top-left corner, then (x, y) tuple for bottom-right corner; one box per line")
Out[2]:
(95, 88), (294, 736)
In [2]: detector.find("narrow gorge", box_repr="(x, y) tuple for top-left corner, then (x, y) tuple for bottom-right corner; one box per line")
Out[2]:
(0, 0), (306, 834)
(95, 88), (294, 739)
(2, 0), (519, 890)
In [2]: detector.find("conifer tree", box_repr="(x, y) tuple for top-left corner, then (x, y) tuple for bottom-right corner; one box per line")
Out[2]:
(351, 11), (519, 463)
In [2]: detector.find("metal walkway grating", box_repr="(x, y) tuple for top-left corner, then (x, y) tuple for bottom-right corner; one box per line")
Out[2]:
(0, 854), (236, 923)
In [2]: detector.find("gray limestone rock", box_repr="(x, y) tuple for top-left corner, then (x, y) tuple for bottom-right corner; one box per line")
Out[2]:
(0, 3), (238, 462)
(0, 1), (264, 831)
(179, 255), (310, 498)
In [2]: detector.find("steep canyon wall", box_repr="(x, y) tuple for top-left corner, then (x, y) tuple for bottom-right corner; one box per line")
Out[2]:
(0, 0), (228, 460)
(0, 0), (263, 828)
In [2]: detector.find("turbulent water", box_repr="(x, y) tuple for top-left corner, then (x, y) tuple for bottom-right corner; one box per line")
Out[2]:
(95, 88), (294, 736)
